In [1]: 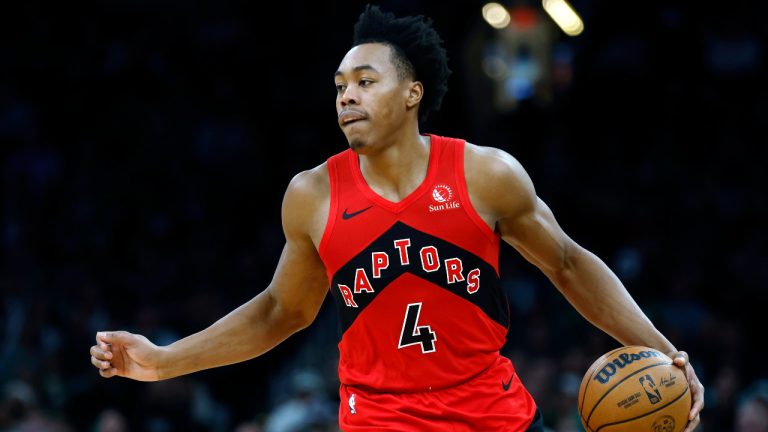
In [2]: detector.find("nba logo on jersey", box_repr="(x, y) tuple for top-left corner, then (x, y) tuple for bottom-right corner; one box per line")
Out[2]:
(349, 393), (357, 414)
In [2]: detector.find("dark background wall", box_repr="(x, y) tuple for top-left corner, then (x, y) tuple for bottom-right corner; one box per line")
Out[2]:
(1, 0), (766, 431)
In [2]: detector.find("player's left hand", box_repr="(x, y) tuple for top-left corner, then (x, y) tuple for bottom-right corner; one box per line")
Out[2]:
(669, 351), (704, 431)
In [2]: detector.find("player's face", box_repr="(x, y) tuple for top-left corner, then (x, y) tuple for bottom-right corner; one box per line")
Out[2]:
(334, 43), (413, 152)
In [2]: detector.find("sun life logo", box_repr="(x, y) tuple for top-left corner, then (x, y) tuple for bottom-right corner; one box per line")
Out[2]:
(429, 184), (460, 213)
(431, 184), (453, 203)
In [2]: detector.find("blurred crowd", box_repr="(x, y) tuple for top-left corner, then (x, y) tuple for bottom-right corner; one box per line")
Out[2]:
(1, 0), (766, 431)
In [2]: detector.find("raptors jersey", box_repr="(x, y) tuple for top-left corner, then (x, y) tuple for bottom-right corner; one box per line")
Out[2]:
(319, 134), (513, 393)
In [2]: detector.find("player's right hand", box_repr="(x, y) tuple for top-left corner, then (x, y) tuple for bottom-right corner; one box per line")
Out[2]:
(90, 331), (163, 381)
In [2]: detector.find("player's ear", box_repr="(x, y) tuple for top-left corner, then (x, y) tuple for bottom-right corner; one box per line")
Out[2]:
(406, 81), (423, 108)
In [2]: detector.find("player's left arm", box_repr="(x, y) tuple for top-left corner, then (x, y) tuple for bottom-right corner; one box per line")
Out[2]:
(465, 144), (703, 430)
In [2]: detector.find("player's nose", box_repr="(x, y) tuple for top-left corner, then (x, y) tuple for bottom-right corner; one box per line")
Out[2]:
(340, 86), (360, 106)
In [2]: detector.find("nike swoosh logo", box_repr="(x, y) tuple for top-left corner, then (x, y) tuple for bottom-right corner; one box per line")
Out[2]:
(502, 374), (514, 391)
(342, 206), (373, 220)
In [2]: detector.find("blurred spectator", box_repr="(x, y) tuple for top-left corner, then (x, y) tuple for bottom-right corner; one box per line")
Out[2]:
(93, 408), (128, 432)
(233, 421), (263, 432)
(0, 379), (72, 432)
(263, 369), (337, 432)
(735, 380), (768, 432)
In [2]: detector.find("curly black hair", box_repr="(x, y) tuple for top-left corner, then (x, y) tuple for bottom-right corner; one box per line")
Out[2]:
(352, 4), (452, 123)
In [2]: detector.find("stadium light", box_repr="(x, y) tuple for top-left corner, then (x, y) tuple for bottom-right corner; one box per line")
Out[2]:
(542, 0), (584, 36)
(482, 2), (511, 29)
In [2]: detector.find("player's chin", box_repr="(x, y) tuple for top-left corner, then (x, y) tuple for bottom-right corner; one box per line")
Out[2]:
(343, 132), (368, 151)
(348, 138), (369, 153)
(341, 119), (369, 135)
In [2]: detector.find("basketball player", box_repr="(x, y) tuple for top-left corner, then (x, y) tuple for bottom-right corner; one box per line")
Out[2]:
(89, 5), (704, 431)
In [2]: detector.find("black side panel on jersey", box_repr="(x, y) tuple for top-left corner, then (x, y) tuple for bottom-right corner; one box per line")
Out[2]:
(330, 221), (509, 335)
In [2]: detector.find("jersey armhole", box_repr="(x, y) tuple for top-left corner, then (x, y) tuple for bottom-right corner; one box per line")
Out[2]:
(318, 159), (339, 260)
(454, 140), (498, 243)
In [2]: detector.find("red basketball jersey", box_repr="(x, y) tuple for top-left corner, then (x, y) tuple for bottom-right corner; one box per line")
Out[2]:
(318, 134), (512, 393)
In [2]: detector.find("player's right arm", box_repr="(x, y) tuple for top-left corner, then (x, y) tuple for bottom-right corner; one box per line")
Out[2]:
(89, 167), (330, 381)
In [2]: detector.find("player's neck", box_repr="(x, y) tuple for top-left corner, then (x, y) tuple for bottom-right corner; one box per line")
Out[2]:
(358, 132), (431, 202)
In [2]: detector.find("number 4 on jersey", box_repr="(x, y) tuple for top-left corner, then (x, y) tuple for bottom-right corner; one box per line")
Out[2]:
(398, 303), (437, 353)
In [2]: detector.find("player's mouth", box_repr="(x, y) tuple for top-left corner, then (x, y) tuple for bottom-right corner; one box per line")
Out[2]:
(338, 109), (367, 127)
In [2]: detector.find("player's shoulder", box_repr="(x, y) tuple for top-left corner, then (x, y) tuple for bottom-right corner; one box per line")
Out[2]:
(284, 161), (330, 204)
(463, 141), (529, 184)
(282, 161), (330, 235)
(462, 141), (537, 217)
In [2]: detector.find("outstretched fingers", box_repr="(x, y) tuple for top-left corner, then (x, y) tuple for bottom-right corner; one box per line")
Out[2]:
(684, 370), (705, 431)
(670, 351), (704, 431)
(683, 413), (701, 432)
(672, 351), (689, 367)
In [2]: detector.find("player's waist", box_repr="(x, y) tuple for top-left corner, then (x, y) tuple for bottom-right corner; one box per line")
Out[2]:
(338, 352), (508, 394)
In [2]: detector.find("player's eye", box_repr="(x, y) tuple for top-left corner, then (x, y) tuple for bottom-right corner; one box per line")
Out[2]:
(335, 83), (346, 93)
(359, 79), (372, 87)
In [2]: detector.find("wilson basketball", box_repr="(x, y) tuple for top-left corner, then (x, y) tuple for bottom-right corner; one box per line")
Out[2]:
(578, 346), (691, 432)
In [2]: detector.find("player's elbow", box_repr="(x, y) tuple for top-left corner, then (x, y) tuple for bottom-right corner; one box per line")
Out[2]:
(265, 291), (318, 333)
(548, 239), (580, 287)
(286, 305), (319, 331)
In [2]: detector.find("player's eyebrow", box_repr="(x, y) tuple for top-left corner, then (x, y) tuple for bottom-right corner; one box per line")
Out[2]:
(334, 65), (380, 77)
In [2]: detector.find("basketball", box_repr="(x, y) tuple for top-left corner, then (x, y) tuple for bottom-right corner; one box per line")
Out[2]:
(578, 346), (691, 432)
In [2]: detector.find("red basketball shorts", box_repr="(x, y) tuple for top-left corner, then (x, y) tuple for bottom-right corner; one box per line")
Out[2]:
(338, 356), (538, 431)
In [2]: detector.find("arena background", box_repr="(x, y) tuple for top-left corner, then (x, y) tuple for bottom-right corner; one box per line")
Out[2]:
(1, 0), (766, 431)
